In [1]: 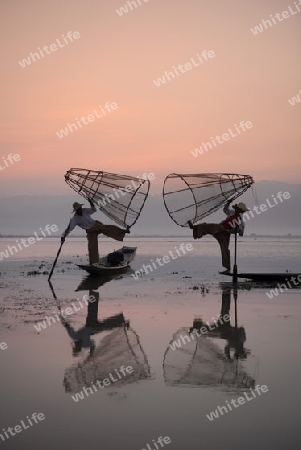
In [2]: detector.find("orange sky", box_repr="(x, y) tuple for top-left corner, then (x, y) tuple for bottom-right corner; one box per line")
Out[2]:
(0, 0), (300, 196)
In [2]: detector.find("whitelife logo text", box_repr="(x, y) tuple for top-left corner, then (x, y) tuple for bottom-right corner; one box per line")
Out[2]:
(55, 102), (118, 139)
(191, 121), (253, 157)
(153, 51), (215, 87)
(18, 31), (81, 68)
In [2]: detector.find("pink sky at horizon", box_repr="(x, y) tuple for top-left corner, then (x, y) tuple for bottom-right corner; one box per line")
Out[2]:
(0, 0), (300, 197)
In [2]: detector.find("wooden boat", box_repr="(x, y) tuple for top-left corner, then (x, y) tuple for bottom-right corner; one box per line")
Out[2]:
(223, 272), (301, 282)
(77, 246), (137, 275)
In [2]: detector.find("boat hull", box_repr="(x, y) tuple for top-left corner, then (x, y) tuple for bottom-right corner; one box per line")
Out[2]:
(223, 272), (301, 282)
(78, 246), (137, 276)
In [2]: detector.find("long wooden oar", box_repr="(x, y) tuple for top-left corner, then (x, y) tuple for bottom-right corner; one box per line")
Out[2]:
(232, 226), (238, 283)
(48, 239), (64, 281)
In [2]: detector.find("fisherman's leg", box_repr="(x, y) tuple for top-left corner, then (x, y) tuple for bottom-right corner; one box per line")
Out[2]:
(86, 231), (99, 264)
(93, 220), (128, 242)
(214, 231), (231, 270)
(190, 223), (221, 240)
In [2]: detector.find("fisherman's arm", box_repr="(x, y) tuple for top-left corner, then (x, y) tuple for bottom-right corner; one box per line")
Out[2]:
(87, 199), (97, 213)
(61, 219), (76, 242)
(223, 200), (233, 216)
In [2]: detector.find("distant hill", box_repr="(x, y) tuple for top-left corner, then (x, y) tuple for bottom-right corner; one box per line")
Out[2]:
(0, 181), (300, 236)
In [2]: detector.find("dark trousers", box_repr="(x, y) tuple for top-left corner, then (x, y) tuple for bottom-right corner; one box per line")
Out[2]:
(86, 221), (127, 264)
(192, 223), (231, 270)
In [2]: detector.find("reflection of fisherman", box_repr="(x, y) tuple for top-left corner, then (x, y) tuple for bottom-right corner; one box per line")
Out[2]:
(61, 200), (130, 264)
(60, 314), (96, 356)
(188, 201), (249, 274)
(192, 285), (249, 360)
(165, 284), (255, 390)
(192, 318), (248, 360)
(59, 290), (127, 356)
(224, 327), (247, 360)
(60, 312), (127, 356)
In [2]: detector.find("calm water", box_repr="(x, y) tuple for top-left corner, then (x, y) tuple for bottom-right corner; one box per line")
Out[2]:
(0, 237), (301, 449)
(1, 235), (301, 262)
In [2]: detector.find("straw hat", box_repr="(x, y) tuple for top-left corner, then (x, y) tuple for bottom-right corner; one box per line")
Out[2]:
(72, 202), (84, 212)
(236, 202), (250, 212)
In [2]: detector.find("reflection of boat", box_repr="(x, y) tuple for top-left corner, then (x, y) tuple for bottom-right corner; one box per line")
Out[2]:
(75, 274), (117, 292)
(64, 325), (151, 393)
(77, 246), (137, 275)
(163, 284), (256, 393)
(223, 272), (301, 282)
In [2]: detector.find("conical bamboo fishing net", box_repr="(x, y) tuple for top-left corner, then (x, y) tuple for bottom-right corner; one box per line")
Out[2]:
(65, 168), (150, 228)
(163, 173), (254, 227)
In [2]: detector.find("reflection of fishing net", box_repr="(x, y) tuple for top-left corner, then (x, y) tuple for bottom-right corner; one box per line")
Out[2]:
(65, 168), (150, 228)
(163, 328), (255, 393)
(163, 173), (254, 227)
(64, 326), (151, 393)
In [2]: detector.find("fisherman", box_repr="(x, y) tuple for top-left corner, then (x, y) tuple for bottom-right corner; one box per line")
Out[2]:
(61, 200), (130, 265)
(188, 201), (249, 274)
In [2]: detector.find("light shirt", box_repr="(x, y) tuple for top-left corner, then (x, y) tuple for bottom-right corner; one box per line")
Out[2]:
(222, 204), (245, 235)
(62, 207), (96, 237)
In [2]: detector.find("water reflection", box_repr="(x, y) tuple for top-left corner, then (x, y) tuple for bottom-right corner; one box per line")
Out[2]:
(48, 278), (151, 394)
(163, 283), (256, 392)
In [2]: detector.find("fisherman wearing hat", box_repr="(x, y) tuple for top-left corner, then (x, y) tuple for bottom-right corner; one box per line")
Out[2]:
(61, 199), (130, 265)
(188, 200), (250, 274)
